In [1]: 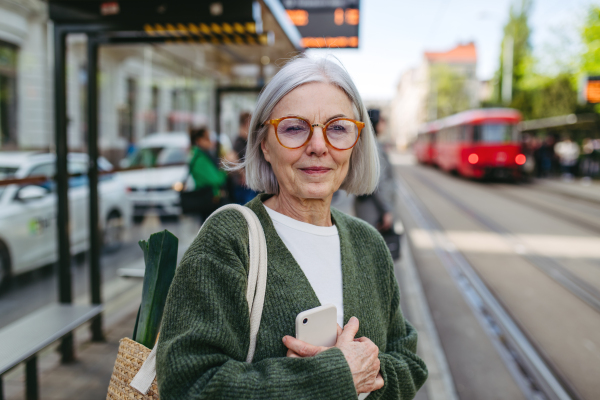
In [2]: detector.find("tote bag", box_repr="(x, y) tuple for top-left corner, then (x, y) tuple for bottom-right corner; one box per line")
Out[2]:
(106, 204), (268, 399)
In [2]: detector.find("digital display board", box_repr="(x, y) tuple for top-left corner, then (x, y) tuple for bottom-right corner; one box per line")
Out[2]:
(282, 0), (360, 48)
(586, 76), (600, 104)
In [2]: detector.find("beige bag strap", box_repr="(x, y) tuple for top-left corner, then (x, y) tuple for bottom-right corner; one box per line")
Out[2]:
(130, 204), (268, 394)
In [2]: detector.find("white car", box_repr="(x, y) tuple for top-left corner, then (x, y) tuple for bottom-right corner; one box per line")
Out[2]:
(0, 152), (132, 290)
(117, 132), (189, 218)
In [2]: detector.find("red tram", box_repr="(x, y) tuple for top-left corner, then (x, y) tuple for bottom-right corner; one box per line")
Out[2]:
(414, 122), (439, 165)
(414, 108), (525, 179)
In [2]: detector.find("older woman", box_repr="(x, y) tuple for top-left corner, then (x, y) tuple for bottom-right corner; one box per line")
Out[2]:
(157, 56), (427, 399)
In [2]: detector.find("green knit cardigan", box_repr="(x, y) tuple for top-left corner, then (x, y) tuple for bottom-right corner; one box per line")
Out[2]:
(156, 194), (427, 399)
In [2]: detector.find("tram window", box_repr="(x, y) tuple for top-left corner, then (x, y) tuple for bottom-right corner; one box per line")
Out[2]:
(459, 125), (467, 141)
(473, 124), (517, 143)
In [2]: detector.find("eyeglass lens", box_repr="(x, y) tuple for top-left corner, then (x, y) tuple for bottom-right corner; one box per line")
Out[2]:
(277, 118), (358, 149)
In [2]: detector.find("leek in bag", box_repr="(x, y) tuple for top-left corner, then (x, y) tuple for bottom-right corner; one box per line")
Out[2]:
(133, 229), (178, 348)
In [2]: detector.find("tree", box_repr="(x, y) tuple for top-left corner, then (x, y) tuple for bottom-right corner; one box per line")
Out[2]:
(429, 64), (472, 119)
(489, 0), (593, 120)
(581, 6), (600, 76)
(494, 0), (533, 105)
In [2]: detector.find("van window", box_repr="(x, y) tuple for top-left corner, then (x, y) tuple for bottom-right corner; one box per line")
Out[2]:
(129, 147), (188, 168)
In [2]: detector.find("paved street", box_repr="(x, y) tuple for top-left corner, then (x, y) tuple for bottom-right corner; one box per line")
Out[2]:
(394, 153), (600, 400)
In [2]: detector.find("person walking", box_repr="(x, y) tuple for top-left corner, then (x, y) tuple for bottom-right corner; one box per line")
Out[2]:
(554, 136), (580, 178)
(233, 112), (258, 204)
(537, 136), (555, 178)
(157, 56), (427, 399)
(188, 127), (228, 218)
(354, 109), (395, 231)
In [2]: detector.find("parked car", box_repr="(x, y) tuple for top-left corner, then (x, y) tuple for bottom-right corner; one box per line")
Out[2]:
(0, 152), (132, 290)
(117, 132), (190, 219)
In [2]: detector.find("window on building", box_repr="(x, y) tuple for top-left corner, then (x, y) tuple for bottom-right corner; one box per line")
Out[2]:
(0, 41), (18, 148)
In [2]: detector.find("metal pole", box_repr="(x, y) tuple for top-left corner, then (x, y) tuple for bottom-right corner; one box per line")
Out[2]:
(215, 88), (222, 158)
(25, 355), (38, 400)
(502, 35), (514, 105)
(53, 25), (74, 363)
(87, 35), (104, 342)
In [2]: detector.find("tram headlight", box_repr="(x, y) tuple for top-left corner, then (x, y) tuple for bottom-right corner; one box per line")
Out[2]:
(468, 153), (479, 164)
(515, 154), (526, 165)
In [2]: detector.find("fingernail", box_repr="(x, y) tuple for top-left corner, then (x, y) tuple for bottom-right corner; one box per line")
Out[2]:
(282, 336), (287, 343)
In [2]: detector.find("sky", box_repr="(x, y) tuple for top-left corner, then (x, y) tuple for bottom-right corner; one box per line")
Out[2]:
(307, 0), (600, 101)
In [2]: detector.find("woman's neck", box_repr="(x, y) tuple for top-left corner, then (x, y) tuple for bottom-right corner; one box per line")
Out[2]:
(263, 192), (333, 227)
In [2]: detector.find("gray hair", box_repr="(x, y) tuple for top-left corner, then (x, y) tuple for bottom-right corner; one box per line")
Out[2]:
(231, 55), (379, 195)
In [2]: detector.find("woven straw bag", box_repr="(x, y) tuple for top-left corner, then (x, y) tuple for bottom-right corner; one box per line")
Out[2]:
(106, 204), (268, 399)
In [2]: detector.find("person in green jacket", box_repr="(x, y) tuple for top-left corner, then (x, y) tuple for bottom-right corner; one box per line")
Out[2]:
(157, 56), (427, 399)
(188, 127), (227, 197)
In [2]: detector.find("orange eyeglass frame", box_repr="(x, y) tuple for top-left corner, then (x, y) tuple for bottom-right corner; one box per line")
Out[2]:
(262, 116), (365, 150)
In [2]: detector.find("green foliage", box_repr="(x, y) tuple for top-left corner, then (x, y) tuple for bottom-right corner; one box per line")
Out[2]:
(490, 0), (596, 120)
(134, 230), (179, 348)
(495, 0), (533, 103)
(512, 74), (578, 119)
(430, 64), (472, 119)
(581, 6), (600, 75)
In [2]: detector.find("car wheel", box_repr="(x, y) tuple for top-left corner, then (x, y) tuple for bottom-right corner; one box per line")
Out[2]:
(0, 241), (11, 293)
(104, 212), (124, 253)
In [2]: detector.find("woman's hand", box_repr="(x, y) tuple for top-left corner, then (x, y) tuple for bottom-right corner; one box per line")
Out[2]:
(282, 324), (342, 358)
(336, 317), (384, 394)
(282, 317), (384, 394)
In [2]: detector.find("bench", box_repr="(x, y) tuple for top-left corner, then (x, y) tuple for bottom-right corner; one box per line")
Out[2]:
(0, 303), (103, 400)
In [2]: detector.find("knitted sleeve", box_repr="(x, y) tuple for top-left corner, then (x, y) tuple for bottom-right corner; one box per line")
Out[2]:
(156, 211), (357, 400)
(369, 252), (429, 399)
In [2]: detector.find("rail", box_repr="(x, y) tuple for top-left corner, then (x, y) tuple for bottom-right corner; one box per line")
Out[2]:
(413, 171), (600, 315)
(396, 174), (576, 400)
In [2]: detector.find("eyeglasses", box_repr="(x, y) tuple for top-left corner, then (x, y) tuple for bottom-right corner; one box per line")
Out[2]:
(262, 116), (365, 150)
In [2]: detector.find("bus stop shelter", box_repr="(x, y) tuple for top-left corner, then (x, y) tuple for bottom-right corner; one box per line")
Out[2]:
(48, 0), (301, 360)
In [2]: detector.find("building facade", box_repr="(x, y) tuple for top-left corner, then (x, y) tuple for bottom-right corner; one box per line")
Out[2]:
(0, 0), (300, 163)
(390, 42), (479, 149)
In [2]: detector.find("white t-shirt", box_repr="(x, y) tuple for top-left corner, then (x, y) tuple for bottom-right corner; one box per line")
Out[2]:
(265, 206), (344, 327)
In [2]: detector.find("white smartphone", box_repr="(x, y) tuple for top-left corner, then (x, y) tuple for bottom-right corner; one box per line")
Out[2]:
(295, 304), (337, 347)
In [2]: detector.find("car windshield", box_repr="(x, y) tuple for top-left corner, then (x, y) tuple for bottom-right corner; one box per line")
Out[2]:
(127, 147), (188, 168)
(473, 123), (519, 143)
(0, 166), (18, 199)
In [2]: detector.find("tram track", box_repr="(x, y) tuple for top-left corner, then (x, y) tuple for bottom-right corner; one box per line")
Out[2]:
(489, 184), (600, 236)
(396, 171), (580, 400)
(411, 170), (600, 316)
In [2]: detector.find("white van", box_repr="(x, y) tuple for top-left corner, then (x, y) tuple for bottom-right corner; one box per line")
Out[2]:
(117, 132), (190, 218)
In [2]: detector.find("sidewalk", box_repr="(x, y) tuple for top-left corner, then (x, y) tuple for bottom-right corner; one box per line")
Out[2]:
(532, 177), (600, 204)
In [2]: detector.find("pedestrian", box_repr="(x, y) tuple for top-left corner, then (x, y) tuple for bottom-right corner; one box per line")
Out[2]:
(537, 135), (555, 178)
(354, 109), (395, 231)
(554, 135), (580, 179)
(232, 112), (258, 204)
(157, 56), (428, 399)
(581, 138), (594, 179)
(188, 127), (228, 218)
